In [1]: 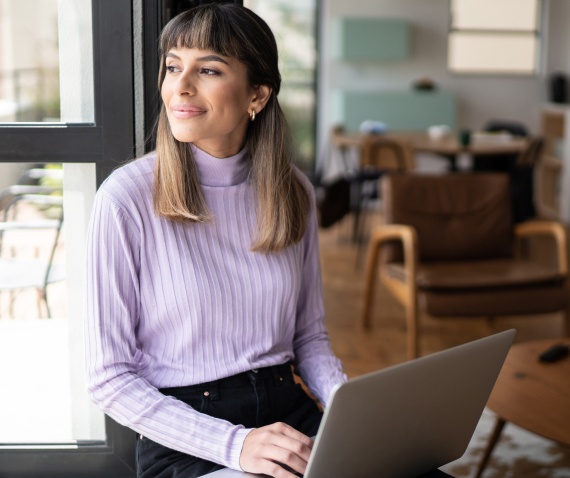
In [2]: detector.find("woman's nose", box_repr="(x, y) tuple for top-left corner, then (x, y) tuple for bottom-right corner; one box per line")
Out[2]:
(175, 72), (196, 95)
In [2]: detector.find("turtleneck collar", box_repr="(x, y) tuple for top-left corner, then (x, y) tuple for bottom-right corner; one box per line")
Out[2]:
(190, 143), (250, 187)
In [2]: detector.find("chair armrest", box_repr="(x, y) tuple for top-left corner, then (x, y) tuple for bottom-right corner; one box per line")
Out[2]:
(363, 224), (419, 332)
(514, 220), (568, 275)
(369, 224), (419, 283)
(364, 224), (421, 357)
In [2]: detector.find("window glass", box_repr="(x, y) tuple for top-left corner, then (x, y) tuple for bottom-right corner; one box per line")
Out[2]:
(449, 33), (538, 74)
(0, 162), (104, 445)
(0, 0), (134, 473)
(0, 0), (94, 123)
(448, 0), (540, 75)
(452, 0), (538, 31)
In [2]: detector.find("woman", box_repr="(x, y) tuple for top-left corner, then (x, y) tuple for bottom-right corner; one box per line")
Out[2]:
(85, 4), (346, 478)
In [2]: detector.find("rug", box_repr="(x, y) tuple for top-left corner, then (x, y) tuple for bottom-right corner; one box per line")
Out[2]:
(441, 408), (570, 477)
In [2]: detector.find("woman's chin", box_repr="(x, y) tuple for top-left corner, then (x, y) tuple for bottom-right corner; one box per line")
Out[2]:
(170, 130), (197, 144)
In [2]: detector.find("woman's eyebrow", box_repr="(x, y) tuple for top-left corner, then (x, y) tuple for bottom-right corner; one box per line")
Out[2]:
(196, 54), (229, 65)
(165, 52), (229, 65)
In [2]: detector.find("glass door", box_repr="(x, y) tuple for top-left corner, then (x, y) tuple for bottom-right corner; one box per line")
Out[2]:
(0, 0), (136, 476)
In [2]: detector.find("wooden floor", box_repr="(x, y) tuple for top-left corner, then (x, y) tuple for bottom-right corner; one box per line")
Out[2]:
(319, 213), (567, 379)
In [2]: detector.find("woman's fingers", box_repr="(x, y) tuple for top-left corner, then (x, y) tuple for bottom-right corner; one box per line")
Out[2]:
(239, 422), (314, 477)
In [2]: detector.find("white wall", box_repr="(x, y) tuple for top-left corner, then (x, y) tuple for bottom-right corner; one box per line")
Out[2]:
(318, 0), (570, 165)
(546, 0), (570, 74)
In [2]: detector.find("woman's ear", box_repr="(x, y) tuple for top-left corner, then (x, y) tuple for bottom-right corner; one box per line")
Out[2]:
(250, 85), (272, 114)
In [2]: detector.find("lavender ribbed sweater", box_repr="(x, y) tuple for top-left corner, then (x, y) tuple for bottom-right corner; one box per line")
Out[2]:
(85, 145), (347, 470)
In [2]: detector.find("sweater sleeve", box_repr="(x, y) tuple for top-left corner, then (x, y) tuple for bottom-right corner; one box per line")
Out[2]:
(84, 188), (250, 470)
(292, 184), (348, 406)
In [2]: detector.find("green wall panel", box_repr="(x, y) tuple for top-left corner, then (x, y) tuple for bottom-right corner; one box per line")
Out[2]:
(339, 91), (456, 131)
(336, 18), (410, 60)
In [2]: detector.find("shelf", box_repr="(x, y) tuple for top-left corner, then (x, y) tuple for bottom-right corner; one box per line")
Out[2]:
(334, 17), (410, 61)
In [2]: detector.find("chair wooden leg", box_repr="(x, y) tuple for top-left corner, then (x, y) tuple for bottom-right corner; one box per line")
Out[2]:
(474, 416), (507, 478)
(563, 302), (570, 337)
(43, 289), (52, 319)
(362, 233), (381, 329)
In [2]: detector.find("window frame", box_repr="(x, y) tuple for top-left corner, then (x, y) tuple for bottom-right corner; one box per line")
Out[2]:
(447, 0), (542, 76)
(0, 1), (135, 186)
(0, 1), (136, 476)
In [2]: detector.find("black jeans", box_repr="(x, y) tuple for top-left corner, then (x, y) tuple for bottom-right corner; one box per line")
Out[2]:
(136, 363), (323, 478)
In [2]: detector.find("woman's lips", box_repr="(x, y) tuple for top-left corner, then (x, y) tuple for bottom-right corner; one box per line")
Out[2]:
(171, 104), (206, 119)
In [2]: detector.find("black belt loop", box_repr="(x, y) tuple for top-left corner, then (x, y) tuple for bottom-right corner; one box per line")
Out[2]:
(247, 369), (260, 382)
(272, 366), (284, 386)
(273, 363), (292, 385)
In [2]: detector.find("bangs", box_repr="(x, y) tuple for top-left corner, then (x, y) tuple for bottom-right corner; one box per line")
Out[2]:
(160, 7), (244, 60)
(157, 4), (280, 94)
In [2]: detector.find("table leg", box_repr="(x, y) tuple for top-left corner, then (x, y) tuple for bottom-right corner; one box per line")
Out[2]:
(444, 154), (458, 171)
(351, 179), (362, 244)
(474, 416), (507, 478)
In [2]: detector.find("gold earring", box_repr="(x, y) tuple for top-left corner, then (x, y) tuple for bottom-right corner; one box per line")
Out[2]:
(250, 109), (256, 122)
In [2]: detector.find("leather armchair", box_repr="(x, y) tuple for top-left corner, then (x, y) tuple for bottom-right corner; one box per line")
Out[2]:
(362, 172), (569, 359)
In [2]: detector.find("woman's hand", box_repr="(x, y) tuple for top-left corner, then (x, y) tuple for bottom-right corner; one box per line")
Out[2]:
(239, 422), (314, 477)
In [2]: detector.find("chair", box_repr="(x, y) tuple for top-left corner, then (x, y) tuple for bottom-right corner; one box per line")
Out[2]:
(362, 172), (569, 359)
(511, 136), (544, 222)
(0, 194), (64, 318)
(471, 120), (528, 174)
(472, 121), (540, 223)
(331, 125), (414, 244)
(484, 119), (529, 138)
(0, 166), (63, 254)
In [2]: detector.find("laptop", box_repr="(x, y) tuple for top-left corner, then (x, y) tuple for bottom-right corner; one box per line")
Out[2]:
(204, 330), (516, 478)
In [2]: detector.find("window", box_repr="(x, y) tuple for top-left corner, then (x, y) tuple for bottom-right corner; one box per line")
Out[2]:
(0, 0), (136, 476)
(448, 0), (541, 75)
(244, 0), (318, 172)
(0, 0), (61, 122)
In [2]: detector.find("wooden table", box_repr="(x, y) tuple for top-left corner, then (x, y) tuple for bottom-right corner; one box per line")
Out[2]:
(333, 131), (528, 171)
(330, 129), (529, 244)
(475, 339), (570, 477)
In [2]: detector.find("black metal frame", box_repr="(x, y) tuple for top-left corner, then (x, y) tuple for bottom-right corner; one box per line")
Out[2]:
(0, 2), (135, 187)
(142, 0), (163, 152)
(0, 1), (136, 476)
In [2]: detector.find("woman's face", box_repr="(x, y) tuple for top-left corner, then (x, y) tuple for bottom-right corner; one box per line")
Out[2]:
(161, 47), (268, 158)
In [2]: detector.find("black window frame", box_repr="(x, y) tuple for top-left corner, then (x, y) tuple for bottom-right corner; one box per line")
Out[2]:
(0, 1), (136, 476)
(0, 2), (272, 476)
(0, 1), (135, 184)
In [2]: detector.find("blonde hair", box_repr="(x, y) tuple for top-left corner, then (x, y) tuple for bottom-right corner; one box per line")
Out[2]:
(154, 4), (310, 253)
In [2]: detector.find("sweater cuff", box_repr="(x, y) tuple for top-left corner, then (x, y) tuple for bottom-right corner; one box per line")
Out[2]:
(226, 428), (253, 470)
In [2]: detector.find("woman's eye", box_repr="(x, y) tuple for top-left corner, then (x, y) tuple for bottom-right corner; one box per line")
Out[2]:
(166, 65), (179, 73)
(201, 68), (219, 76)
